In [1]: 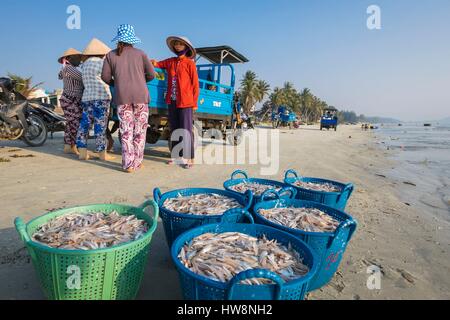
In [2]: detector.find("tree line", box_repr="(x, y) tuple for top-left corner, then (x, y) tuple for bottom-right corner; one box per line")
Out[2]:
(237, 70), (366, 124)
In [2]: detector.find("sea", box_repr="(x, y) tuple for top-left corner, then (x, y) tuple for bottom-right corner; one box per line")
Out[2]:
(377, 122), (450, 221)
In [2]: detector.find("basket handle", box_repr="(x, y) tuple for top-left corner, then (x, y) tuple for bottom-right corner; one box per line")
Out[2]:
(260, 189), (281, 202)
(336, 183), (354, 205)
(221, 208), (254, 224)
(279, 187), (297, 199)
(284, 169), (301, 180)
(153, 188), (162, 203)
(328, 219), (358, 249)
(139, 199), (160, 223)
(227, 269), (285, 300)
(243, 190), (254, 211)
(14, 217), (31, 243)
(231, 170), (248, 180)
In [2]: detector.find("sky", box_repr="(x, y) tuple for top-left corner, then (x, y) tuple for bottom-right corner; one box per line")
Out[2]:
(0, 0), (449, 121)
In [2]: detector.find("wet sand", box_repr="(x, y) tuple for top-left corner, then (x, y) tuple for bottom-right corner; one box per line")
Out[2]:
(0, 125), (449, 300)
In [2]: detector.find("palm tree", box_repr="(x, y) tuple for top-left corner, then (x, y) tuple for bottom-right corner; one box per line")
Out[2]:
(240, 71), (259, 114)
(7, 73), (44, 99)
(256, 80), (270, 103)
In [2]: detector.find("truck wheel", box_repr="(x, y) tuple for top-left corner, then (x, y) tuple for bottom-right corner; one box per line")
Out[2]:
(334, 126), (337, 131)
(320, 125), (323, 131)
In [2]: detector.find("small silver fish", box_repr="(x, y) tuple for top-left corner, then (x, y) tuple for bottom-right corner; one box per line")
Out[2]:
(178, 232), (309, 285)
(32, 211), (149, 250)
(163, 194), (242, 216)
(229, 182), (282, 196)
(294, 181), (341, 192)
(259, 207), (340, 232)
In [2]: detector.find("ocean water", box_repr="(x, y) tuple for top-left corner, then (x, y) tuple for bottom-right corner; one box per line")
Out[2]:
(377, 123), (450, 221)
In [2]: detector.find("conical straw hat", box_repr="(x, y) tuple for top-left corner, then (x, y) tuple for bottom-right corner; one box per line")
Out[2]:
(166, 36), (196, 59)
(58, 48), (82, 64)
(82, 38), (111, 57)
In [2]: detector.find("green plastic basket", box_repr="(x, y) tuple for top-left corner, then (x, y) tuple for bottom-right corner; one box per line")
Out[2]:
(14, 201), (159, 300)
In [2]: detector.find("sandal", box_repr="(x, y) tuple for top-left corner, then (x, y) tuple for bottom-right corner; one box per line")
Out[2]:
(124, 167), (135, 173)
(183, 163), (194, 169)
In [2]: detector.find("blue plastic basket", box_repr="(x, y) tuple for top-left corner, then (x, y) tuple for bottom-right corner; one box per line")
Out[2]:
(284, 169), (354, 210)
(171, 223), (319, 300)
(253, 192), (357, 291)
(223, 170), (297, 206)
(153, 188), (254, 248)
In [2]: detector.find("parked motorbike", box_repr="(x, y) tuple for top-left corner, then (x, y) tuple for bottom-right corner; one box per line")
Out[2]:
(35, 102), (66, 138)
(0, 77), (48, 147)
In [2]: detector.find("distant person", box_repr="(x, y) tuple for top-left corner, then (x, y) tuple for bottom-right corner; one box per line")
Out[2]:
(102, 24), (155, 173)
(77, 38), (114, 162)
(58, 48), (84, 155)
(152, 36), (199, 169)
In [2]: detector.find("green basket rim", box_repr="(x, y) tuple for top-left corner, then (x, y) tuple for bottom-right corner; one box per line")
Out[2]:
(20, 203), (159, 255)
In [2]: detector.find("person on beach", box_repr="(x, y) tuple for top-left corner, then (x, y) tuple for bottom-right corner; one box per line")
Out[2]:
(152, 36), (199, 169)
(102, 24), (155, 173)
(58, 48), (84, 155)
(76, 38), (114, 161)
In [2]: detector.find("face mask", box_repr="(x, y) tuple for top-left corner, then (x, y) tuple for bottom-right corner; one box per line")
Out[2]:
(176, 48), (189, 57)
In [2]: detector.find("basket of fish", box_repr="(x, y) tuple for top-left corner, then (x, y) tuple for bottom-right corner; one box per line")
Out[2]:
(284, 169), (354, 210)
(14, 201), (159, 300)
(253, 191), (357, 291)
(223, 170), (297, 206)
(153, 187), (254, 248)
(171, 223), (318, 300)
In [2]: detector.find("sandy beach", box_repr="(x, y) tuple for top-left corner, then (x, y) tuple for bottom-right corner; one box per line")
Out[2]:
(0, 124), (449, 300)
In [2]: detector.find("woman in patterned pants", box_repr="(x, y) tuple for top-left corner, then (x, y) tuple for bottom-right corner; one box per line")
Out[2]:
(117, 104), (149, 170)
(101, 24), (155, 173)
(57, 48), (84, 155)
(76, 38), (114, 161)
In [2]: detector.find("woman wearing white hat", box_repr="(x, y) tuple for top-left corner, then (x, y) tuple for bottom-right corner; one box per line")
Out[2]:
(58, 48), (84, 155)
(151, 36), (199, 169)
(76, 38), (114, 161)
(102, 24), (155, 173)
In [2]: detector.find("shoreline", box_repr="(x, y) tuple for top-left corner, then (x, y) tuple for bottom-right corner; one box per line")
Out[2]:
(0, 125), (449, 299)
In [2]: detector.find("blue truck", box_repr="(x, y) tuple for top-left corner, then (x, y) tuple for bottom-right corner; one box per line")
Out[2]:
(112, 46), (249, 146)
(272, 106), (297, 129)
(320, 107), (338, 131)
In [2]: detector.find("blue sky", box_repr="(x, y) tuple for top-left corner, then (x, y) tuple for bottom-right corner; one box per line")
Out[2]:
(0, 0), (449, 121)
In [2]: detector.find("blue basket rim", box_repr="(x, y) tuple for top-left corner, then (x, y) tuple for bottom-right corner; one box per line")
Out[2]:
(253, 199), (354, 236)
(20, 203), (158, 255)
(171, 223), (319, 290)
(157, 188), (248, 219)
(284, 177), (348, 195)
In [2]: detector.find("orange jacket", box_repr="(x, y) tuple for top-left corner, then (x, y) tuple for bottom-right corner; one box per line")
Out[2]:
(155, 56), (199, 109)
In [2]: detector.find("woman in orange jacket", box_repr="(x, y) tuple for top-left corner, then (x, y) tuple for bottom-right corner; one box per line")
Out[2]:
(152, 36), (199, 169)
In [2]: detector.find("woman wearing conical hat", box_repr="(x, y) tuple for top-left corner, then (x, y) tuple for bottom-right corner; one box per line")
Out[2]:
(76, 38), (114, 161)
(102, 24), (155, 173)
(151, 36), (199, 169)
(58, 48), (84, 155)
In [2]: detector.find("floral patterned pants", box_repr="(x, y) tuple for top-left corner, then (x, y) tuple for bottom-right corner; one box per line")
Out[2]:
(59, 94), (82, 145)
(118, 104), (149, 170)
(76, 100), (110, 152)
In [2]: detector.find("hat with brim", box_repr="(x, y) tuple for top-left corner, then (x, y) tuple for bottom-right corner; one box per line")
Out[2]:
(58, 48), (82, 64)
(111, 24), (141, 45)
(82, 38), (111, 57)
(166, 36), (196, 59)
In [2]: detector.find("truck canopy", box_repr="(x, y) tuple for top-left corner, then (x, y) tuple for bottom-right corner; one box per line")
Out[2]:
(196, 46), (249, 64)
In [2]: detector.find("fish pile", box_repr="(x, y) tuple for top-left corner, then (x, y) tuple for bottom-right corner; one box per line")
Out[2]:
(178, 232), (309, 285)
(258, 207), (340, 232)
(163, 194), (242, 215)
(32, 211), (149, 250)
(229, 182), (282, 196)
(294, 181), (341, 192)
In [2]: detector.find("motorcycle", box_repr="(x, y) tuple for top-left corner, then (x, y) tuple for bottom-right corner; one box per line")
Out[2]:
(0, 77), (48, 147)
(35, 102), (66, 138)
